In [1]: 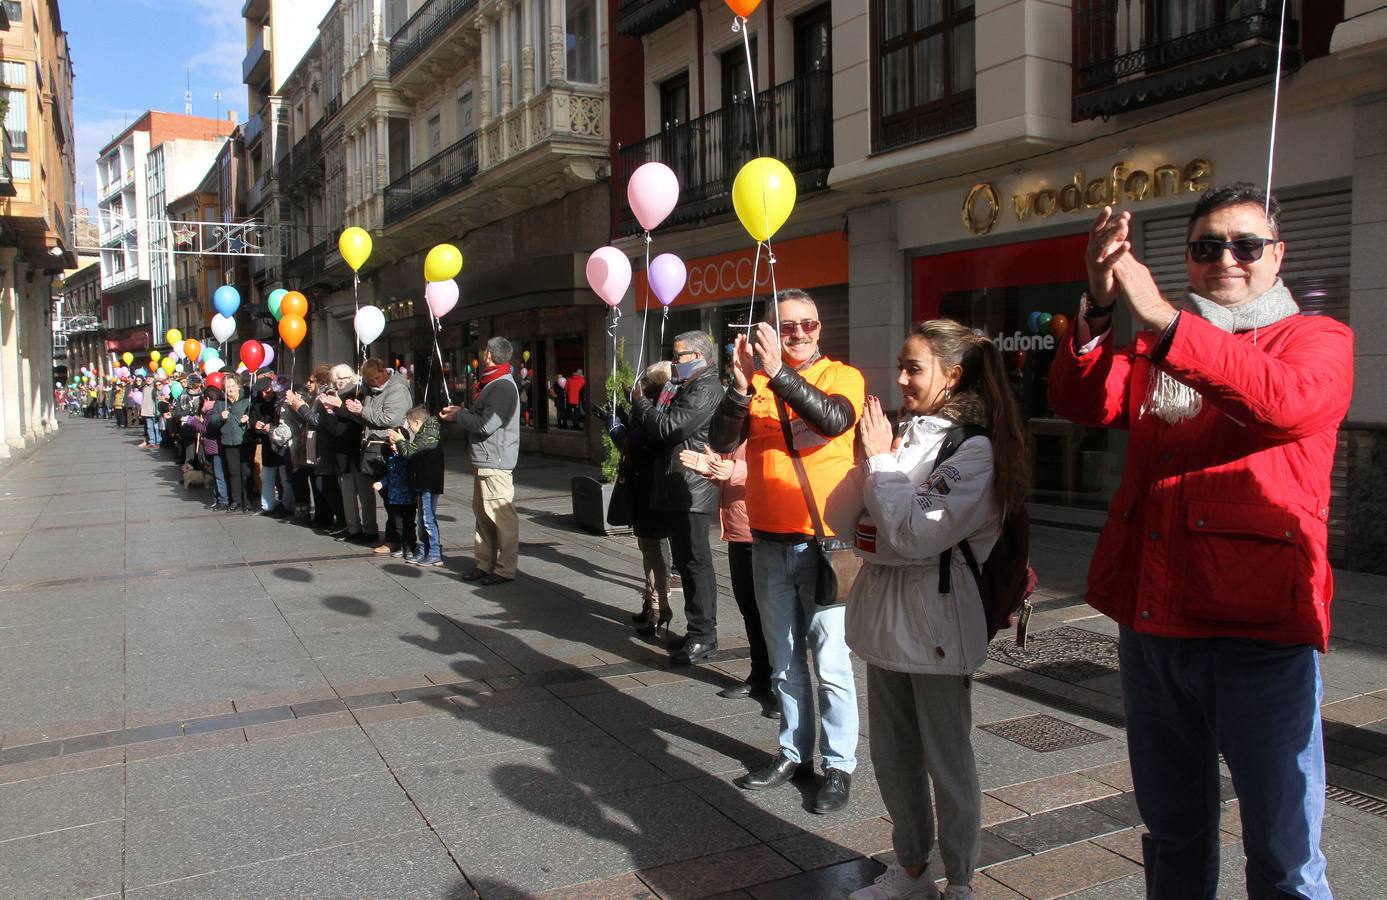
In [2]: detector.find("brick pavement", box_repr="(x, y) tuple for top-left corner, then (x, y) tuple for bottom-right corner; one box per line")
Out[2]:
(2, 418), (1386, 898)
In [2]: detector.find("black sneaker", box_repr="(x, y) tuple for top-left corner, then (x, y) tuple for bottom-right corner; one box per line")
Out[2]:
(335, 530), (361, 543)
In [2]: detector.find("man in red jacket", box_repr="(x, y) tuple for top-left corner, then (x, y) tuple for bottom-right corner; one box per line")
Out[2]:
(1050, 183), (1351, 900)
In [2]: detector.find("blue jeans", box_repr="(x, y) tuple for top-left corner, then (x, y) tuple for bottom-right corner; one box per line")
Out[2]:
(210, 454), (228, 505)
(1118, 627), (1330, 899)
(417, 491), (442, 558)
(752, 537), (858, 773)
(144, 416), (158, 444)
(260, 465), (296, 512)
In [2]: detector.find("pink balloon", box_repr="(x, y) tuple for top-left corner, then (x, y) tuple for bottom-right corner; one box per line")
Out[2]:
(261, 344), (276, 370)
(586, 247), (632, 308)
(425, 279), (460, 318)
(626, 162), (680, 232)
(647, 253), (687, 307)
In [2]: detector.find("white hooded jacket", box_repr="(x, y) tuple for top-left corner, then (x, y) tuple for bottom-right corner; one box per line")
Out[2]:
(844, 414), (999, 676)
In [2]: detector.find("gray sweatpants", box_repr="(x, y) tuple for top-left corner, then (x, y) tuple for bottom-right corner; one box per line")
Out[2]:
(867, 664), (981, 885)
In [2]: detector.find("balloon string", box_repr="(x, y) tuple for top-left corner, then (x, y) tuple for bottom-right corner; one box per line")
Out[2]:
(739, 16), (778, 295)
(608, 307), (621, 412)
(746, 241), (763, 338)
(1265, 0), (1288, 217)
(635, 232), (652, 379)
(432, 318), (453, 406)
(660, 306), (668, 345)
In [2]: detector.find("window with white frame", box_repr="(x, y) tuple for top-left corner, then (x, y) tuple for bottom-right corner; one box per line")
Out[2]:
(3, 88), (27, 150)
(0, 61), (25, 87)
(566, 0), (597, 84)
(458, 85), (475, 137)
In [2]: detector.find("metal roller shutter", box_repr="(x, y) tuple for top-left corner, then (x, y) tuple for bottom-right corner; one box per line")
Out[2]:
(1142, 190), (1352, 561)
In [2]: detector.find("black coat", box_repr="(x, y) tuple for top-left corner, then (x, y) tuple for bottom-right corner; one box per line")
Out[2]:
(316, 389), (364, 475)
(248, 395), (288, 467)
(627, 366), (722, 515)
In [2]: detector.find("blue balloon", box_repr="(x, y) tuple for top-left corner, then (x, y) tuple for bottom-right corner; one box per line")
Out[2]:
(135, 367), (148, 376)
(1027, 311), (1043, 334)
(202, 347), (221, 360)
(213, 284), (241, 317)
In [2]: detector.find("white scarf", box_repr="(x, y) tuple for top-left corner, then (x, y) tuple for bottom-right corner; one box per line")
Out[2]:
(1140, 279), (1299, 425)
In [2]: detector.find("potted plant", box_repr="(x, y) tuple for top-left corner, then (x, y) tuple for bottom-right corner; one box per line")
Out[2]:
(571, 339), (635, 535)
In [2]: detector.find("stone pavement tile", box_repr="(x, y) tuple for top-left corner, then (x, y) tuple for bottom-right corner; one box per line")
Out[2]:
(746, 856), (885, 899)
(313, 645), (501, 684)
(364, 698), (606, 768)
(563, 680), (761, 736)
(977, 829), (1031, 868)
(982, 793), (1028, 827)
(1091, 827), (1148, 864)
(124, 828), (467, 900)
(631, 669), (689, 687)
(330, 674), (437, 696)
(244, 710), (359, 742)
(127, 700), (236, 728)
(0, 764), (124, 842)
(683, 767), (891, 843)
(638, 844), (801, 899)
(1220, 800), (1243, 837)
(549, 674), (647, 698)
(0, 746), (123, 784)
(1081, 760), (1136, 793)
(436, 781), (759, 899)
(125, 771), (424, 888)
(0, 613), (124, 648)
(397, 734), (671, 826)
(616, 711), (779, 782)
(353, 699), (452, 725)
(232, 686), (340, 712)
(986, 842), (1141, 899)
(769, 816), (895, 870)
(0, 589), (126, 628)
(0, 819), (123, 900)
(1084, 791), (1144, 828)
(448, 684), (560, 709)
(972, 726), (1130, 794)
(125, 614), (293, 653)
(127, 637), (313, 679)
(124, 727), (248, 762)
(125, 658), (332, 711)
(127, 728), (388, 814)
(533, 873), (659, 899)
(1, 712), (126, 748)
(1322, 693), (1387, 727)
(0, 683), (126, 736)
(971, 874), (1029, 899)
(987, 804), (1129, 855)
(425, 663), (520, 684)
(987, 773), (1120, 815)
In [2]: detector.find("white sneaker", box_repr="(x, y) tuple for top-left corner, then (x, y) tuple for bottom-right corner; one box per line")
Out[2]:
(942, 887), (975, 900)
(848, 863), (941, 900)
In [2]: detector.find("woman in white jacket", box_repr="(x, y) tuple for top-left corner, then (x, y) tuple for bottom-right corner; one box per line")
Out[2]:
(846, 320), (1030, 900)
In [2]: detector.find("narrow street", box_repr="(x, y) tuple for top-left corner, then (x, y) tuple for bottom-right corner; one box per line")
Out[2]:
(2, 418), (1386, 899)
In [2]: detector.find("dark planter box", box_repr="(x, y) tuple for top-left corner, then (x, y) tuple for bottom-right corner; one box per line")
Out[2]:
(570, 475), (631, 536)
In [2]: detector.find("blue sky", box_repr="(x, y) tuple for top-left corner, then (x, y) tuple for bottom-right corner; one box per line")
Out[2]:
(67, 0), (245, 210)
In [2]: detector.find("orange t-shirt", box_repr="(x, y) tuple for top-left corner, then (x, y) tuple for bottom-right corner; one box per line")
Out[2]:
(743, 357), (865, 537)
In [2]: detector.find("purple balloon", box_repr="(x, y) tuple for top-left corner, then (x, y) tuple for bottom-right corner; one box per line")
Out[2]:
(261, 344), (276, 369)
(647, 253), (687, 307)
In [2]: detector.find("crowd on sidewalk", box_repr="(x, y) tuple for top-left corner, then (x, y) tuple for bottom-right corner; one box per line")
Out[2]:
(100, 185), (1348, 899)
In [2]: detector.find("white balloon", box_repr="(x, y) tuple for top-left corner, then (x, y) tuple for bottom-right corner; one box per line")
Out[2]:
(203, 358), (227, 373)
(354, 305), (386, 346)
(171, 343), (186, 360)
(211, 313), (237, 342)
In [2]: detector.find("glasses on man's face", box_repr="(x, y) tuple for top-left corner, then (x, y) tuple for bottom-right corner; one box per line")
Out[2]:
(1187, 237), (1275, 264)
(673, 350), (701, 362)
(778, 319), (821, 337)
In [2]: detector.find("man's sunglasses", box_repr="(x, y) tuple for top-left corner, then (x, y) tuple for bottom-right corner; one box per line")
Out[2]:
(778, 319), (821, 336)
(1186, 237), (1275, 264)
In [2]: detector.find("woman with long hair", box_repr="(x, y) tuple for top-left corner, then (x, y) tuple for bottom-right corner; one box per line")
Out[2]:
(845, 320), (1030, 900)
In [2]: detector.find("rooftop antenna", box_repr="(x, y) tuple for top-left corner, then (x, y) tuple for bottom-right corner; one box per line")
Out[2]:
(214, 91), (221, 122)
(184, 68), (192, 115)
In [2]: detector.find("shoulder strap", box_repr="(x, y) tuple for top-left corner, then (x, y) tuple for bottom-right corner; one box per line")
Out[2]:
(774, 395), (827, 543)
(936, 424), (990, 593)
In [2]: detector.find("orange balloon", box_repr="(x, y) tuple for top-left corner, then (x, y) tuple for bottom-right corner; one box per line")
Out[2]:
(724, 0), (761, 16)
(281, 291), (308, 319)
(278, 314), (307, 350)
(183, 339), (202, 362)
(1049, 313), (1071, 337)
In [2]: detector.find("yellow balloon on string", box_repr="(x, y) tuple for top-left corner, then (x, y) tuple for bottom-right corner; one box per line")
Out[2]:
(732, 157), (797, 243)
(339, 227), (373, 272)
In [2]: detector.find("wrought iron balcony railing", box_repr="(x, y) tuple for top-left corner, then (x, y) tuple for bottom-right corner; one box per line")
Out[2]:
(388, 0), (477, 78)
(1073, 0), (1297, 120)
(383, 133), (479, 226)
(612, 70), (832, 236)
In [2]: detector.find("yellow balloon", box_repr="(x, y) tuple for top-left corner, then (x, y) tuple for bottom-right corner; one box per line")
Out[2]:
(339, 226), (372, 272)
(424, 244), (463, 282)
(732, 157), (797, 243)
(150, 349), (161, 362)
(161, 357), (176, 374)
(122, 352), (134, 365)
(165, 329), (182, 347)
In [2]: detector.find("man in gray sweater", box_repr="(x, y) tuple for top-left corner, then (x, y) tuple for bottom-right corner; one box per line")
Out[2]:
(441, 336), (520, 585)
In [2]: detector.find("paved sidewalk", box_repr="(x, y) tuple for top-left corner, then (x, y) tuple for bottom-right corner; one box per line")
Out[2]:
(1, 418), (1386, 898)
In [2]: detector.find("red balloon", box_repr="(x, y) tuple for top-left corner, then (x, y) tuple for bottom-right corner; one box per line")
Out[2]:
(205, 372), (226, 391)
(240, 341), (266, 370)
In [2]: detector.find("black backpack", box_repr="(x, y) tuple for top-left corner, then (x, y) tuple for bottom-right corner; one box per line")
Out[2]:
(932, 425), (1038, 647)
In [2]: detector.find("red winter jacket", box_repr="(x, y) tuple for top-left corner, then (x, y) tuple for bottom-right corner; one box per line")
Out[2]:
(1049, 311), (1353, 651)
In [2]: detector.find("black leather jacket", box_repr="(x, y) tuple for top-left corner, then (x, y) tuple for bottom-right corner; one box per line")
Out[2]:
(628, 366), (723, 515)
(709, 360), (857, 452)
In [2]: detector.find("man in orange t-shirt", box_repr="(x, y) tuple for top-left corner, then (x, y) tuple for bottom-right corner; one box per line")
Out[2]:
(709, 289), (864, 815)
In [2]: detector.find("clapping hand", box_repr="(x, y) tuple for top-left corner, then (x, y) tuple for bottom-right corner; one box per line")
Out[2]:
(386, 428), (403, 444)
(752, 322), (782, 378)
(343, 398), (364, 415)
(731, 334), (756, 394)
(438, 405), (460, 422)
(858, 396), (895, 458)
(679, 446), (732, 481)
(1086, 206), (1131, 308)
(318, 393), (342, 409)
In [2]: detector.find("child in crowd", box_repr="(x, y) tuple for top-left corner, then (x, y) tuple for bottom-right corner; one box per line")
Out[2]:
(375, 428), (418, 560)
(390, 405), (444, 567)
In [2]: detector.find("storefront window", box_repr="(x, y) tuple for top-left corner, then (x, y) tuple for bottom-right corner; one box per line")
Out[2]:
(516, 341), (539, 428)
(549, 335), (587, 431)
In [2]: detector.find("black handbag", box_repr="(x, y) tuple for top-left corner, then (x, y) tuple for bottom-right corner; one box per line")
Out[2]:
(775, 397), (863, 606)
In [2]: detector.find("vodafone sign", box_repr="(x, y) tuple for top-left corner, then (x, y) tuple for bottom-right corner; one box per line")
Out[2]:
(636, 231), (849, 309)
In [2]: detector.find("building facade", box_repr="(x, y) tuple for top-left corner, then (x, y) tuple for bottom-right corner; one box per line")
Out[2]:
(0, 0), (76, 455)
